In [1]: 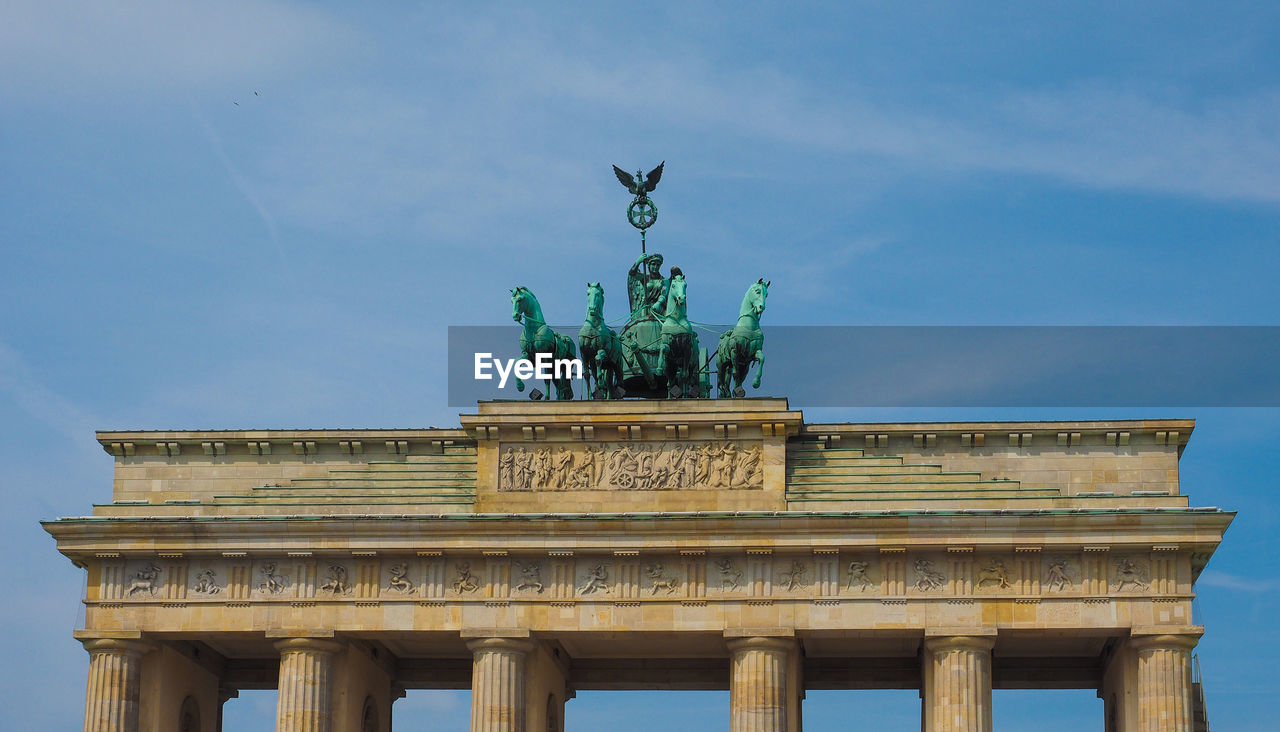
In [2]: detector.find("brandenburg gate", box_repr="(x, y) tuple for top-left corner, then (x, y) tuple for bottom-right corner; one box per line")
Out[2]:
(45, 166), (1230, 731)
(46, 399), (1231, 731)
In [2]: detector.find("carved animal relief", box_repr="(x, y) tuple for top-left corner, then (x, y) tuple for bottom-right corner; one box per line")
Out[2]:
(452, 562), (480, 594)
(646, 564), (679, 594)
(514, 561), (544, 593)
(977, 560), (1012, 590)
(1045, 558), (1071, 592)
(386, 562), (414, 594)
(913, 559), (945, 592)
(319, 564), (351, 595)
(126, 563), (161, 597)
(578, 564), (610, 595)
(499, 441), (763, 492)
(257, 562), (288, 594)
(847, 560), (874, 591)
(191, 569), (222, 595)
(780, 561), (808, 591)
(1113, 558), (1150, 592)
(717, 558), (742, 590)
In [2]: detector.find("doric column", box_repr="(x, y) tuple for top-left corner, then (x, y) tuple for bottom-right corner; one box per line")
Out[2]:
(467, 637), (535, 732)
(921, 634), (995, 732)
(1130, 633), (1199, 732)
(82, 638), (150, 732)
(727, 636), (797, 732)
(274, 638), (343, 732)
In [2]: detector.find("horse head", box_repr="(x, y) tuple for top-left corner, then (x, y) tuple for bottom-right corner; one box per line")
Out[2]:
(586, 282), (604, 319)
(511, 286), (534, 323)
(742, 278), (770, 318)
(667, 273), (687, 315)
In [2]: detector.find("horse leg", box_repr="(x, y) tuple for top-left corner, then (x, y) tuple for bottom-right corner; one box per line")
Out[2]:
(717, 349), (731, 398)
(752, 349), (765, 390)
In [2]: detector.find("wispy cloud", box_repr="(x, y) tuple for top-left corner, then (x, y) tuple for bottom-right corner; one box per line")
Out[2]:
(1198, 570), (1280, 593)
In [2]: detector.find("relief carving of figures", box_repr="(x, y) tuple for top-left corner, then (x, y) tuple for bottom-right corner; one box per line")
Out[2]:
(191, 569), (222, 595)
(319, 564), (351, 595)
(258, 562), (288, 594)
(578, 564), (610, 595)
(780, 560), (808, 592)
(387, 562), (414, 594)
(126, 563), (161, 597)
(452, 562), (480, 594)
(1113, 557), (1150, 592)
(977, 560), (1012, 590)
(514, 561), (544, 593)
(1045, 557), (1071, 592)
(847, 560), (874, 591)
(913, 559), (945, 592)
(500, 441), (764, 492)
(716, 558), (742, 590)
(646, 564), (679, 594)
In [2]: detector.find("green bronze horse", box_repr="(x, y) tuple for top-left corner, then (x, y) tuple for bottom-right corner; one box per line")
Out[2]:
(717, 278), (769, 397)
(656, 271), (703, 398)
(578, 282), (625, 399)
(511, 286), (576, 400)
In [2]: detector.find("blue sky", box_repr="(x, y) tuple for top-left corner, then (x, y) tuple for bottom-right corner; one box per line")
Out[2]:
(2, 1), (1278, 729)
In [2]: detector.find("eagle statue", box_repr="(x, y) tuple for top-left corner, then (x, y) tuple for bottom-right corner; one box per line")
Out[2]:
(613, 162), (665, 197)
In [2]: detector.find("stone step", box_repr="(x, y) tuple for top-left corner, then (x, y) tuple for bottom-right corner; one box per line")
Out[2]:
(787, 486), (1055, 498)
(787, 463), (947, 475)
(788, 456), (908, 467)
(248, 484), (476, 494)
(291, 475), (477, 485)
(787, 473), (998, 485)
(338, 463), (477, 474)
(787, 446), (866, 457)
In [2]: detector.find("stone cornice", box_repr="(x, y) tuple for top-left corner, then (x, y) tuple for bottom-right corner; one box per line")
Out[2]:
(43, 508), (1234, 560)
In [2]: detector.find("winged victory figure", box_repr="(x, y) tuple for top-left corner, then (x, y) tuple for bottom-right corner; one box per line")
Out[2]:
(613, 162), (665, 197)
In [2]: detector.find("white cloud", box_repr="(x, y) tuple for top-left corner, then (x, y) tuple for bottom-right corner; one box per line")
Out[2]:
(1198, 569), (1280, 593)
(0, 0), (353, 99)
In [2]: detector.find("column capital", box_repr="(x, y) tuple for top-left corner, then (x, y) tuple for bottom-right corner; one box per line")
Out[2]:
(465, 636), (536, 655)
(1127, 628), (1203, 652)
(725, 635), (799, 654)
(273, 637), (345, 655)
(79, 637), (153, 657)
(924, 629), (997, 654)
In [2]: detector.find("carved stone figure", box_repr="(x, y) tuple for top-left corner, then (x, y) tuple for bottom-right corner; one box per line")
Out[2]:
(514, 561), (544, 593)
(191, 569), (221, 595)
(913, 559), (945, 592)
(500, 441), (765, 492)
(716, 558), (742, 591)
(646, 564), (679, 595)
(1114, 558), (1150, 592)
(578, 564), (610, 595)
(387, 562), (414, 594)
(451, 562), (480, 594)
(977, 560), (1012, 590)
(1045, 558), (1071, 592)
(847, 560), (873, 591)
(780, 560), (808, 592)
(258, 562), (287, 594)
(126, 563), (161, 597)
(319, 564), (350, 595)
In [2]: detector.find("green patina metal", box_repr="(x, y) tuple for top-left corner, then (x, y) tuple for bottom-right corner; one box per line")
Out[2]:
(514, 162), (769, 400)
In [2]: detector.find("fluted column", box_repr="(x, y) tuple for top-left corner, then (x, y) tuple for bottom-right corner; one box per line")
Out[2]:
(274, 638), (343, 732)
(82, 638), (150, 732)
(921, 635), (995, 732)
(1130, 633), (1199, 732)
(468, 637), (535, 732)
(728, 636), (796, 732)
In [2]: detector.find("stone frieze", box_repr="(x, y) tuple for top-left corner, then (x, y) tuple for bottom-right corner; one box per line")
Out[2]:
(498, 440), (763, 492)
